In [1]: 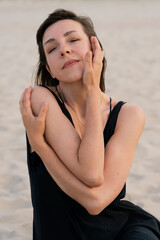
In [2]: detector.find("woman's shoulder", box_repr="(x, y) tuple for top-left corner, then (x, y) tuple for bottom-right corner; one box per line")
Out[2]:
(111, 97), (144, 116)
(31, 85), (59, 101)
(120, 102), (145, 120)
(32, 85), (57, 96)
(115, 102), (145, 131)
(110, 98), (145, 130)
(30, 85), (60, 115)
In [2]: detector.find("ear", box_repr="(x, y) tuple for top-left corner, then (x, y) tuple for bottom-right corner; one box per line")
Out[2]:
(46, 65), (55, 79)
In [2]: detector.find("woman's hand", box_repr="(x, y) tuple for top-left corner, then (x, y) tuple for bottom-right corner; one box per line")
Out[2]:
(19, 86), (49, 150)
(83, 36), (104, 90)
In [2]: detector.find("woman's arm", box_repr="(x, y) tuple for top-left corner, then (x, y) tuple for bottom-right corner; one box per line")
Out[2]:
(95, 104), (145, 213)
(42, 103), (145, 215)
(31, 137), (99, 215)
(30, 85), (104, 187)
(23, 37), (105, 187)
(20, 92), (145, 215)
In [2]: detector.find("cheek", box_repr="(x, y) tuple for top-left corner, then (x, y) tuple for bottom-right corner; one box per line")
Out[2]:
(47, 56), (58, 73)
(47, 54), (56, 65)
(78, 41), (91, 58)
(77, 47), (90, 60)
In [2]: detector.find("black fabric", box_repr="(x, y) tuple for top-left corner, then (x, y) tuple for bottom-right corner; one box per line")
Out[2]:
(26, 86), (160, 240)
(117, 226), (159, 240)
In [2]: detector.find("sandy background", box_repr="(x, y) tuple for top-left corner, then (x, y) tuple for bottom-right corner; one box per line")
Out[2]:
(0, 0), (160, 239)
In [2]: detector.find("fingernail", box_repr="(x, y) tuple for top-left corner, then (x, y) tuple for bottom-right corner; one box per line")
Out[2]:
(90, 36), (95, 41)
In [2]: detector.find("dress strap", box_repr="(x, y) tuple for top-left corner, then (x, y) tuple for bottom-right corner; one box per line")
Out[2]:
(39, 85), (75, 127)
(109, 97), (112, 113)
(103, 101), (126, 145)
(56, 85), (65, 104)
(39, 85), (65, 106)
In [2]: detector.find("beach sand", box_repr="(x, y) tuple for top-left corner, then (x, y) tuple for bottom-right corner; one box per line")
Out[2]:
(0, 0), (160, 239)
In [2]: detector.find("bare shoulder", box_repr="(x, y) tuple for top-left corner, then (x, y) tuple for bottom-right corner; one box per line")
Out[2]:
(31, 86), (58, 115)
(31, 85), (57, 102)
(119, 102), (145, 123)
(115, 102), (146, 133)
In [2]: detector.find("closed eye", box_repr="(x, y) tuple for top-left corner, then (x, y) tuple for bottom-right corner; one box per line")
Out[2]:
(48, 47), (56, 53)
(70, 39), (80, 42)
(48, 39), (80, 53)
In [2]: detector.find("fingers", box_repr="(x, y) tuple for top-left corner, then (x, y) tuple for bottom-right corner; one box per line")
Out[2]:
(19, 86), (48, 136)
(84, 51), (92, 69)
(19, 86), (33, 117)
(38, 102), (49, 122)
(90, 36), (104, 67)
(82, 37), (104, 88)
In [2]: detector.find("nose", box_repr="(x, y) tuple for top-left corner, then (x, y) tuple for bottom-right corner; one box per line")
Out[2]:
(59, 48), (71, 57)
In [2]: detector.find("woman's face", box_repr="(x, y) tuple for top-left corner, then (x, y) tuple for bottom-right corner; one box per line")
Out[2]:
(43, 19), (91, 83)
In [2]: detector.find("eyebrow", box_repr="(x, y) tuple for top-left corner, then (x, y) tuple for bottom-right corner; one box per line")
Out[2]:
(44, 30), (77, 45)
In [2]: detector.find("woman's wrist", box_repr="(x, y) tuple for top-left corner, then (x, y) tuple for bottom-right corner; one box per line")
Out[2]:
(85, 84), (100, 98)
(28, 133), (45, 153)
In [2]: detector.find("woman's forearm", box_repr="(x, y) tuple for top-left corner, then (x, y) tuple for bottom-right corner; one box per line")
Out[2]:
(32, 87), (105, 187)
(33, 138), (100, 215)
(78, 88), (104, 186)
(23, 86), (105, 187)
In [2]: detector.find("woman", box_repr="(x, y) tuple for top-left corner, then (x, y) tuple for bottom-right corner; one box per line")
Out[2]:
(19, 9), (160, 240)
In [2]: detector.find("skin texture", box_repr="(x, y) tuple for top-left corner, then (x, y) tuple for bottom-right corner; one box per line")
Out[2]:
(19, 19), (145, 215)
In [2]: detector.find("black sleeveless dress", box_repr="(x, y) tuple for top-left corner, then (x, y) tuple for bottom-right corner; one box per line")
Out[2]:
(26, 86), (160, 240)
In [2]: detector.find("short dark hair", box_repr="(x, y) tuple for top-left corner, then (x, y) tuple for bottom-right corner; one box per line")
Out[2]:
(35, 9), (107, 92)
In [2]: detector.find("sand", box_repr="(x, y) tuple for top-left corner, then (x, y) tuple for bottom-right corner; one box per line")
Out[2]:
(0, 0), (160, 239)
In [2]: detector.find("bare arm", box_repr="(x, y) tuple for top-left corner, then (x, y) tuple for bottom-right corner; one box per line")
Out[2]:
(43, 104), (145, 215)
(20, 92), (145, 215)
(24, 37), (105, 187)
(30, 85), (104, 187)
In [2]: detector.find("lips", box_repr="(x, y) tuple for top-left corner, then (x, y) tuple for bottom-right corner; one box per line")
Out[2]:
(62, 59), (79, 69)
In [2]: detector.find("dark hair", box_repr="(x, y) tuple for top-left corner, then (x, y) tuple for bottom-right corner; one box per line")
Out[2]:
(35, 9), (106, 92)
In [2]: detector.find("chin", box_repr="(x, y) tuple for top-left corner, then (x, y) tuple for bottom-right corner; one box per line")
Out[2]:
(60, 72), (83, 84)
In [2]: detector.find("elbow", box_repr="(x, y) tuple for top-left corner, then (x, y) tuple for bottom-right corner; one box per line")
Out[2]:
(85, 174), (104, 187)
(85, 192), (104, 216)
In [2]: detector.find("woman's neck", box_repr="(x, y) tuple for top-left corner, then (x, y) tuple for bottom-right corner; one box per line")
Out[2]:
(58, 81), (87, 118)
(57, 81), (108, 119)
